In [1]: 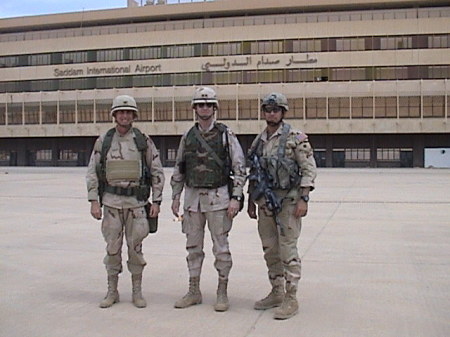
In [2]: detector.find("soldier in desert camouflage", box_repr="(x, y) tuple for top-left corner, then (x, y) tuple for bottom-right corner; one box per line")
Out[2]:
(171, 87), (246, 312)
(247, 92), (317, 320)
(86, 94), (165, 309)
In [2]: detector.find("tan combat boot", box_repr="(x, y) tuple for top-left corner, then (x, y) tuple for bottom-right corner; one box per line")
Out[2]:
(214, 279), (229, 312)
(131, 274), (147, 308)
(99, 274), (119, 308)
(254, 278), (285, 310)
(273, 283), (298, 320)
(174, 277), (202, 309)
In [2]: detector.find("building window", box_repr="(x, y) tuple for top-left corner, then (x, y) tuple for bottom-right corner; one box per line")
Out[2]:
(29, 53), (51, 66)
(0, 151), (10, 161)
(167, 148), (177, 161)
(238, 99), (259, 120)
(7, 103), (22, 125)
(95, 100), (112, 123)
(130, 46), (161, 60)
(0, 55), (19, 67)
(24, 103), (40, 124)
(0, 104), (5, 125)
(286, 98), (304, 119)
(42, 102), (57, 124)
(97, 49), (124, 62)
(375, 97), (397, 118)
(59, 101), (76, 124)
(62, 51), (88, 64)
(336, 38), (353, 51)
(329, 97), (350, 118)
(423, 96), (445, 117)
(306, 98), (326, 119)
(59, 150), (78, 161)
(428, 34), (450, 48)
(77, 101), (94, 123)
(36, 149), (52, 160)
(351, 97), (373, 118)
(377, 148), (400, 161)
(174, 101), (192, 121)
(154, 101), (172, 121)
(399, 96), (420, 118)
(429, 66), (450, 79)
(219, 100), (237, 120)
(345, 148), (370, 161)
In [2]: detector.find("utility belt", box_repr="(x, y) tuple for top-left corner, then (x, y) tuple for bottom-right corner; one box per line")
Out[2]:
(104, 184), (150, 201)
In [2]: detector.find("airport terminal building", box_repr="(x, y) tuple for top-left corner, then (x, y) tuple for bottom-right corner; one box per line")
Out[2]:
(0, 0), (449, 167)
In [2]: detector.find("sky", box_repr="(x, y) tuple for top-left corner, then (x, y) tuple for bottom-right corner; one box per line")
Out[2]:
(0, 0), (204, 19)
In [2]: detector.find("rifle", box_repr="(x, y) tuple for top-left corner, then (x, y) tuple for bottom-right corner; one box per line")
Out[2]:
(248, 153), (285, 235)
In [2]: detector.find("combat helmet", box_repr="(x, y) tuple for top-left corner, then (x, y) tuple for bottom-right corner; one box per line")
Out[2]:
(191, 87), (219, 108)
(261, 92), (289, 112)
(110, 95), (138, 117)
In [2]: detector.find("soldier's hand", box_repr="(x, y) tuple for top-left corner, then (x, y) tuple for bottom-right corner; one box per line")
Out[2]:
(90, 201), (102, 220)
(227, 199), (240, 219)
(149, 203), (160, 218)
(171, 199), (180, 218)
(247, 201), (257, 219)
(294, 200), (308, 218)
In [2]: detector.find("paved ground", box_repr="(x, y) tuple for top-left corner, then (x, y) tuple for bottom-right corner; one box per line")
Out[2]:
(0, 167), (449, 337)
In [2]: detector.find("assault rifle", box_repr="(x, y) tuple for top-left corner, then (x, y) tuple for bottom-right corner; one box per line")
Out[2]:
(248, 153), (284, 235)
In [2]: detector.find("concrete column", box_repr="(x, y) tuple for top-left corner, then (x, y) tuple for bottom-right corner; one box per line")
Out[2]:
(413, 134), (424, 167)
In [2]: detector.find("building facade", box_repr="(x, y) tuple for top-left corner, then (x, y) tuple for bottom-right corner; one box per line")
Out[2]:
(0, 0), (449, 167)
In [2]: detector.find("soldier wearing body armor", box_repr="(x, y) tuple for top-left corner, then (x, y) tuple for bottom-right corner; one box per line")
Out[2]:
(247, 92), (317, 320)
(171, 87), (246, 312)
(86, 94), (165, 309)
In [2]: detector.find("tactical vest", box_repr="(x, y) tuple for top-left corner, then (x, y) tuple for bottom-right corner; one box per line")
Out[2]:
(96, 127), (151, 202)
(253, 123), (301, 190)
(184, 123), (230, 188)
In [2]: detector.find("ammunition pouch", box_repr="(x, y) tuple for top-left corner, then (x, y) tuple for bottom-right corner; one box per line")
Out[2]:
(145, 203), (158, 234)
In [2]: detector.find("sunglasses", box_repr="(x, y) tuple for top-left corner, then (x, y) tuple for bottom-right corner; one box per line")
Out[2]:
(263, 106), (282, 113)
(196, 103), (214, 108)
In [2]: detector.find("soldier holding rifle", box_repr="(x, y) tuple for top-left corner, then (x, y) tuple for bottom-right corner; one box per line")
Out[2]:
(247, 92), (317, 320)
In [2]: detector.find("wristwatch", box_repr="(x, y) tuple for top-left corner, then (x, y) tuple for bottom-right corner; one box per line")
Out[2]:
(300, 195), (310, 203)
(232, 195), (243, 201)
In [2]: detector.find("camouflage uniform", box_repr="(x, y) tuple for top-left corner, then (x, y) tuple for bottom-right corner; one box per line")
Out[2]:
(248, 121), (316, 316)
(171, 122), (246, 282)
(86, 127), (165, 276)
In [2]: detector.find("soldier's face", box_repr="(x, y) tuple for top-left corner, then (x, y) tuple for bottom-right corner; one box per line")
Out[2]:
(114, 110), (135, 127)
(263, 105), (283, 126)
(195, 103), (215, 121)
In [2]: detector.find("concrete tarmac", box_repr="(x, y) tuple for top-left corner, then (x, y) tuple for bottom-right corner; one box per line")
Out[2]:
(1, 167), (449, 337)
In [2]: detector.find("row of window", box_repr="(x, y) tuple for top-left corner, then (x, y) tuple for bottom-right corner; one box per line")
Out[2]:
(1, 96), (445, 125)
(0, 149), (78, 161)
(1, 5), (447, 44)
(1, 65), (448, 94)
(1, 34), (449, 68)
(0, 148), (412, 165)
(343, 148), (412, 161)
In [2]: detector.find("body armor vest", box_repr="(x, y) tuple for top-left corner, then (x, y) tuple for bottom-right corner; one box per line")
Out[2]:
(96, 127), (151, 202)
(254, 123), (301, 190)
(184, 123), (229, 188)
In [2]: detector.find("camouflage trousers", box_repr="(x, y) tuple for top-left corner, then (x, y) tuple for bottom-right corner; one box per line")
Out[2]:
(257, 200), (302, 287)
(101, 205), (150, 276)
(182, 209), (233, 281)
